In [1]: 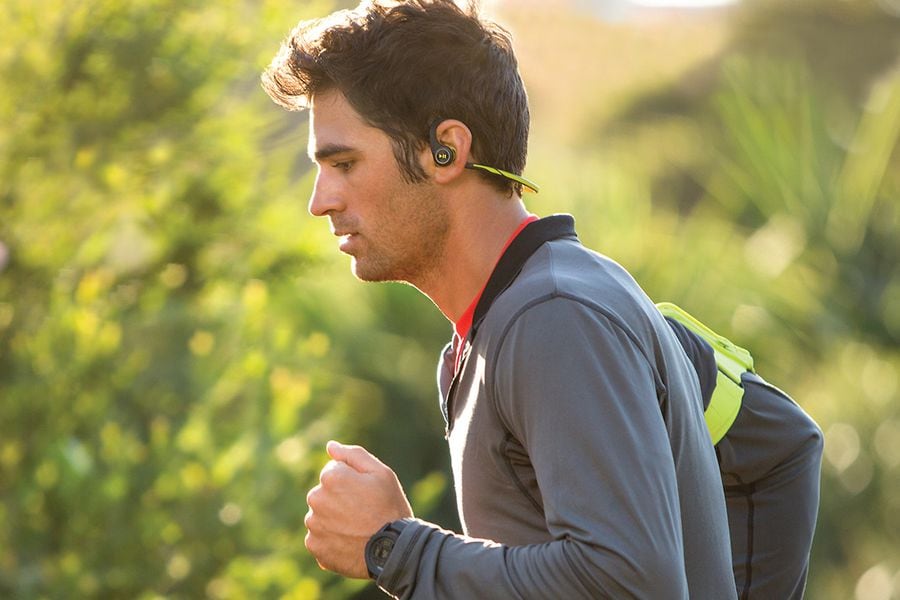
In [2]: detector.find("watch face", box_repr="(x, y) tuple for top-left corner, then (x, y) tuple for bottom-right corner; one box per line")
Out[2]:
(370, 533), (395, 567)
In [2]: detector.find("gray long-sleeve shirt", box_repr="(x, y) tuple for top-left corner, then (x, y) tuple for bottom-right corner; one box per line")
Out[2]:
(376, 216), (736, 599)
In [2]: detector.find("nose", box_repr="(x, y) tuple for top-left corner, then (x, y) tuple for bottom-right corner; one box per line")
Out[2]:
(308, 170), (345, 217)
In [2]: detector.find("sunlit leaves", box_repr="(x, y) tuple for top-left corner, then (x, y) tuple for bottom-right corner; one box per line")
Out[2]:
(0, 0), (351, 597)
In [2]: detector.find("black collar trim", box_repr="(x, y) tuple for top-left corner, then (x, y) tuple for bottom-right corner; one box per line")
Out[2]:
(470, 214), (579, 338)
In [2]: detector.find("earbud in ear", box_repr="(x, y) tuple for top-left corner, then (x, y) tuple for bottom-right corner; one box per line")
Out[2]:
(433, 144), (455, 166)
(427, 118), (541, 193)
(429, 120), (456, 166)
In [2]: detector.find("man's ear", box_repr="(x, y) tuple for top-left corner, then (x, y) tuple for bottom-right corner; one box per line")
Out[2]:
(424, 119), (472, 185)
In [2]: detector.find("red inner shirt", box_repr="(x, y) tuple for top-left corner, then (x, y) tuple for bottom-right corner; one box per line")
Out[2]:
(452, 214), (539, 373)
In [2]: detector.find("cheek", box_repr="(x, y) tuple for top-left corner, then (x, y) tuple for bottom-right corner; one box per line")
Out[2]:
(359, 161), (431, 241)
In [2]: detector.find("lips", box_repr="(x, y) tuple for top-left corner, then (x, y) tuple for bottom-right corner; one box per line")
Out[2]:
(336, 231), (359, 254)
(331, 220), (360, 253)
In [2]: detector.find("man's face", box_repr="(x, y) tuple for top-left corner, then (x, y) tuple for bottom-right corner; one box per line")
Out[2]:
(307, 90), (449, 284)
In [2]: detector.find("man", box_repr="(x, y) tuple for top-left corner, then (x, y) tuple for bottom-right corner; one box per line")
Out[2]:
(261, 1), (784, 598)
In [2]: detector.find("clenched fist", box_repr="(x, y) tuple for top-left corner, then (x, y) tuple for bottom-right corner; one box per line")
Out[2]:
(304, 440), (414, 578)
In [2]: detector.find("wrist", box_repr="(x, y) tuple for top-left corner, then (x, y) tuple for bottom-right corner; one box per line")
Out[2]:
(364, 519), (409, 580)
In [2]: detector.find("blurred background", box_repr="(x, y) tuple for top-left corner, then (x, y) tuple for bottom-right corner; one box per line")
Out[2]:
(1, 0), (898, 598)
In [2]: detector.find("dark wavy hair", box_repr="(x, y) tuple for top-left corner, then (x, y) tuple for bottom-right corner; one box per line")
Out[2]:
(261, 0), (530, 195)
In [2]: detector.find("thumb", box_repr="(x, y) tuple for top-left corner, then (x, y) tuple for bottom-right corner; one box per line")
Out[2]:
(326, 440), (385, 474)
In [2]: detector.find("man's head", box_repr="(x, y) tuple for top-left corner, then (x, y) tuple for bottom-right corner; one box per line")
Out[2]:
(261, 0), (530, 196)
(303, 89), (451, 285)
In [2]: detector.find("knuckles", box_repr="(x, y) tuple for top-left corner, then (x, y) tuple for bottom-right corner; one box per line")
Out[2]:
(318, 463), (338, 487)
(303, 508), (316, 531)
(318, 460), (349, 488)
(306, 484), (323, 511)
(304, 529), (320, 558)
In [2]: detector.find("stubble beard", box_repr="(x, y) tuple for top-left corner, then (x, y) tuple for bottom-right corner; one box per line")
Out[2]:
(351, 184), (450, 287)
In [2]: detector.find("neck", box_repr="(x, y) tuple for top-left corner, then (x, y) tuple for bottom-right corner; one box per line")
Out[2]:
(413, 190), (530, 324)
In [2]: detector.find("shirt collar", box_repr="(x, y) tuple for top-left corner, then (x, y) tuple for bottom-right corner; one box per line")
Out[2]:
(453, 215), (539, 342)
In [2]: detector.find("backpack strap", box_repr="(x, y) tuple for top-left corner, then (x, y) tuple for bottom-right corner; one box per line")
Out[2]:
(657, 302), (754, 444)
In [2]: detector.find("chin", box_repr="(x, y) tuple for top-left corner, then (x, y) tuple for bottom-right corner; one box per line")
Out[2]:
(351, 258), (391, 283)
(351, 257), (412, 284)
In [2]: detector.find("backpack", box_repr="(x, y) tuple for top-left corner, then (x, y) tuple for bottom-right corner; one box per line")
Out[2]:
(656, 302), (752, 445)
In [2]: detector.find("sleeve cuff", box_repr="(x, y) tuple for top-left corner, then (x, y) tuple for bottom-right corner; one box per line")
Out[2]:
(374, 518), (435, 598)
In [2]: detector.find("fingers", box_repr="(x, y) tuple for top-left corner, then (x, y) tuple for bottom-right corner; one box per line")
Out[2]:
(304, 493), (373, 579)
(303, 517), (340, 574)
(303, 442), (414, 579)
(318, 457), (353, 487)
(326, 440), (385, 474)
(306, 460), (368, 518)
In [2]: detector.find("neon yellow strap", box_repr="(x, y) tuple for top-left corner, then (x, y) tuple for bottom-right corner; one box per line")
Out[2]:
(466, 162), (540, 194)
(706, 371), (744, 445)
(656, 302), (754, 445)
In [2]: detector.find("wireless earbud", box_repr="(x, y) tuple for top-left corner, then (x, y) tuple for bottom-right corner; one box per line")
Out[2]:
(428, 119), (541, 193)
(434, 144), (455, 166)
(429, 121), (456, 166)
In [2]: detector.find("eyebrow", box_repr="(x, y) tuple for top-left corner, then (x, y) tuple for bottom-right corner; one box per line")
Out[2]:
(311, 143), (357, 162)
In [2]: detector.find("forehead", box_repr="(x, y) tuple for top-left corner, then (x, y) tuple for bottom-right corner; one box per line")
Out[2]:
(308, 90), (380, 153)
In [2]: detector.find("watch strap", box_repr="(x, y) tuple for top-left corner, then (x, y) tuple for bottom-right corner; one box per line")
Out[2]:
(364, 519), (409, 580)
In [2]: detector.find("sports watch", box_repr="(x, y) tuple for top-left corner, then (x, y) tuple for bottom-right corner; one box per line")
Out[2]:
(364, 520), (408, 580)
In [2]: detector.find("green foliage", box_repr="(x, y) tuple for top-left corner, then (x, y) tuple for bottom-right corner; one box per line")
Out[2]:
(0, 0), (404, 597)
(1, 0), (897, 599)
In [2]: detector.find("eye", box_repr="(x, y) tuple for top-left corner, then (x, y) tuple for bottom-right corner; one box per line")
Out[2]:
(332, 161), (353, 173)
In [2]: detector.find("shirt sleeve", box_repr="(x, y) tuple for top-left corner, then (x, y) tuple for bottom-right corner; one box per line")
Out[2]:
(376, 297), (692, 599)
(664, 316), (717, 411)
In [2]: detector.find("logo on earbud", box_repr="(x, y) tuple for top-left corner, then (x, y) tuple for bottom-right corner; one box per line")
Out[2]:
(434, 146), (454, 166)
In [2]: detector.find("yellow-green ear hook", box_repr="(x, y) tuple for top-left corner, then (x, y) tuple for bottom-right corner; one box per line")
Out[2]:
(466, 163), (540, 194)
